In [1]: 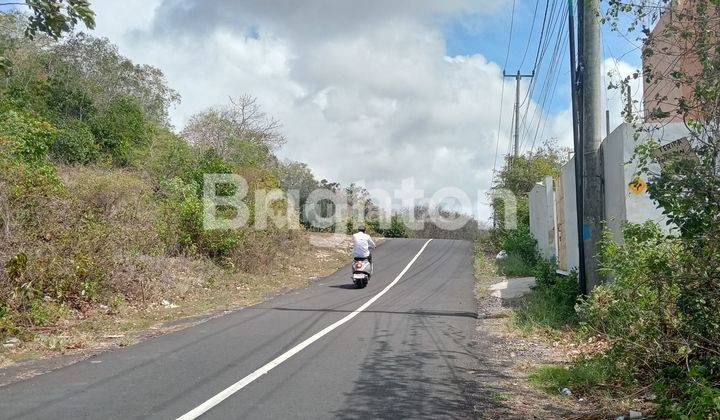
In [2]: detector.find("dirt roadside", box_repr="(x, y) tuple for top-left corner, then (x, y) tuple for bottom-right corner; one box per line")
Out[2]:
(472, 269), (603, 419)
(0, 232), (358, 387)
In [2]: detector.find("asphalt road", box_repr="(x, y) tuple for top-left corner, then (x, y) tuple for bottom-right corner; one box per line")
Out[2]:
(0, 238), (481, 419)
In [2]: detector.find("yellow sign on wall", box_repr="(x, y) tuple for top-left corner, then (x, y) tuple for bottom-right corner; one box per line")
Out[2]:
(629, 178), (648, 195)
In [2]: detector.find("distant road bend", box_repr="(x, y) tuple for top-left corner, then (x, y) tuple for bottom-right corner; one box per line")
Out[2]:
(0, 239), (482, 419)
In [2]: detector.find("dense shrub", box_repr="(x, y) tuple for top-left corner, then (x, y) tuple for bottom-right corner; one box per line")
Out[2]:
(89, 96), (150, 165)
(0, 110), (56, 163)
(497, 225), (539, 276)
(172, 182), (240, 259)
(191, 149), (235, 196)
(575, 222), (720, 417)
(50, 119), (99, 164)
(45, 72), (96, 121)
(514, 260), (579, 331)
(0, 111), (62, 228)
(145, 130), (197, 183)
(383, 214), (409, 238)
(1, 169), (152, 332)
(500, 226), (538, 265)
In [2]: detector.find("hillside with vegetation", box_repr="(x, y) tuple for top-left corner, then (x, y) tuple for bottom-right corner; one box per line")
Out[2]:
(0, 12), (384, 356)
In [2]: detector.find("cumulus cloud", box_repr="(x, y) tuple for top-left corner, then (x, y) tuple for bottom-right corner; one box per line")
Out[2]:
(89, 0), (562, 222)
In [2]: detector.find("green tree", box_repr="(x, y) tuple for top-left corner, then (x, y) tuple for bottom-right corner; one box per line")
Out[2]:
(488, 141), (564, 273)
(3, 0), (95, 39)
(494, 146), (565, 197)
(50, 34), (179, 125)
(491, 141), (566, 229)
(0, 1), (95, 74)
(89, 96), (150, 165)
(275, 160), (319, 226)
(384, 214), (408, 238)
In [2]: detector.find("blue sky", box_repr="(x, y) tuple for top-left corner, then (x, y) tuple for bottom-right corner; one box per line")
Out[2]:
(442, 0), (643, 118)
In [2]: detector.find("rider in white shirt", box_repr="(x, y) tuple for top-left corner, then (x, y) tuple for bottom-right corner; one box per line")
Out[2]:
(352, 225), (376, 263)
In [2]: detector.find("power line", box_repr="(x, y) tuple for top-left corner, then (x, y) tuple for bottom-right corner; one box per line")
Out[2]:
(519, 0), (542, 69)
(532, 0), (552, 73)
(517, 0), (558, 114)
(493, 81), (507, 176)
(518, 0), (564, 145)
(493, 0), (517, 176)
(503, 0), (517, 70)
(519, 1), (568, 153)
(532, 31), (568, 151)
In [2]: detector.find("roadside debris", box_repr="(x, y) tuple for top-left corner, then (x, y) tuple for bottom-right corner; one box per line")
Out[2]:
(561, 387), (572, 397)
(161, 299), (179, 309)
(2, 337), (20, 348)
(616, 410), (643, 420)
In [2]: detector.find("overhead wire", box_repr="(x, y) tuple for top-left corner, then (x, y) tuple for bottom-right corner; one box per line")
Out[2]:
(530, 8), (569, 152)
(532, 34), (568, 153)
(519, 2), (568, 153)
(518, 0), (562, 146)
(519, 0), (568, 153)
(492, 0), (517, 176)
(519, 0), (542, 70)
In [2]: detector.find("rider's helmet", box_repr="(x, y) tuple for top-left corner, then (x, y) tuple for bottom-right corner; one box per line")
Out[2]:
(357, 224), (366, 232)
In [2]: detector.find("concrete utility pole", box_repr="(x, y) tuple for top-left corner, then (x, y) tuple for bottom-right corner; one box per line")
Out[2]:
(567, 0), (587, 294)
(581, 0), (604, 291)
(504, 70), (534, 157)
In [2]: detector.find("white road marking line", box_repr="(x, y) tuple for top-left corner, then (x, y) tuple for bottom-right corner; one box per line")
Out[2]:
(177, 239), (433, 420)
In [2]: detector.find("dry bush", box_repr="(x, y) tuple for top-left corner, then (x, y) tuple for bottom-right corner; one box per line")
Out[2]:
(229, 230), (292, 273)
(0, 166), (222, 335)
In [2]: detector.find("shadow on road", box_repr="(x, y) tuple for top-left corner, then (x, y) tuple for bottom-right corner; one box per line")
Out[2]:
(253, 307), (478, 319)
(330, 313), (502, 419)
(328, 284), (359, 290)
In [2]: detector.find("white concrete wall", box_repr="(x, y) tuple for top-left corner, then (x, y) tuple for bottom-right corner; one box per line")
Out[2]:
(529, 178), (557, 261)
(529, 122), (689, 271)
(544, 176), (558, 262)
(625, 123), (688, 234)
(603, 122), (688, 238)
(529, 183), (547, 258)
(561, 157), (579, 271)
(603, 124), (631, 240)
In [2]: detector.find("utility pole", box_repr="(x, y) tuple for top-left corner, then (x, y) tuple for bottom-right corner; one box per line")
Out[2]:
(504, 70), (534, 157)
(581, 0), (604, 291)
(567, 0), (587, 294)
(606, 109), (610, 137)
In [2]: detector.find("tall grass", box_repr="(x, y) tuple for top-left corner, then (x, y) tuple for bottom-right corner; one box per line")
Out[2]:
(514, 260), (580, 332)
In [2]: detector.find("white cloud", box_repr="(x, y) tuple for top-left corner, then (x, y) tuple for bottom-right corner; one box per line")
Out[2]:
(89, 0), (552, 223)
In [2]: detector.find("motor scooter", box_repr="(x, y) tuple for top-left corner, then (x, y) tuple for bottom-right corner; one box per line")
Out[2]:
(351, 257), (373, 288)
